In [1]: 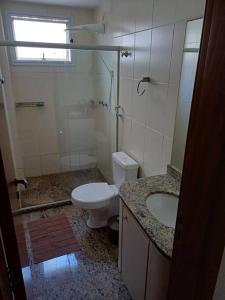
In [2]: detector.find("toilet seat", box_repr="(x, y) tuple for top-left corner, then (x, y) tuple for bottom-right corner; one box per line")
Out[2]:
(71, 182), (116, 210)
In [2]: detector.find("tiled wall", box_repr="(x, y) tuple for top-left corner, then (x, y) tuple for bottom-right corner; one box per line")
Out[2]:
(95, 0), (206, 178)
(12, 59), (97, 177)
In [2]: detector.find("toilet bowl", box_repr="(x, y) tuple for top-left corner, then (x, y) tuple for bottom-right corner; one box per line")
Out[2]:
(71, 152), (139, 229)
(71, 182), (118, 228)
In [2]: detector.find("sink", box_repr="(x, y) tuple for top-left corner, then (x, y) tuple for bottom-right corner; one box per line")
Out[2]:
(146, 193), (179, 228)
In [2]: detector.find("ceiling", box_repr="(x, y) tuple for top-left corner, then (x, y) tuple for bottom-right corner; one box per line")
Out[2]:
(8, 0), (102, 8)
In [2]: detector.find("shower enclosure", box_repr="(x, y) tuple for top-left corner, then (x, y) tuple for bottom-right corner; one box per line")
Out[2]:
(0, 41), (122, 212)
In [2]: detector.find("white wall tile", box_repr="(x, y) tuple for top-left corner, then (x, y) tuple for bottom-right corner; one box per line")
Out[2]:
(129, 120), (145, 164)
(143, 127), (164, 176)
(70, 152), (80, 170)
(39, 130), (59, 155)
(68, 118), (96, 152)
(162, 136), (173, 172)
(110, 0), (136, 36)
(145, 83), (168, 133)
(134, 30), (151, 80)
(120, 34), (135, 79)
(59, 154), (71, 172)
(150, 24), (174, 83)
(20, 137), (40, 157)
(175, 0), (206, 21)
(120, 78), (133, 116)
(164, 83), (179, 138)
(119, 116), (132, 152)
(169, 21), (186, 85)
(95, 0), (206, 178)
(79, 151), (97, 169)
(121, 0), (136, 35)
(16, 109), (41, 138)
(41, 154), (61, 175)
(135, 0), (154, 31)
(23, 156), (41, 177)
(153, 0), (177, 27)
(109, 0), (123, 37)
(131, 79), (148, 124)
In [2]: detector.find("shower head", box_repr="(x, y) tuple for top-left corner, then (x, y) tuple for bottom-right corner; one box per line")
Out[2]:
(65, 23), (105, 34)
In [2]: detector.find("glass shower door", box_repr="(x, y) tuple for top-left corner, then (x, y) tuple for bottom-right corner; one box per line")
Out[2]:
(55, 49), (118, 183)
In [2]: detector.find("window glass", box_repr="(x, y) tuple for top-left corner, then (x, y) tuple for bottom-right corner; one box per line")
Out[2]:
(10, 15), (71, 63)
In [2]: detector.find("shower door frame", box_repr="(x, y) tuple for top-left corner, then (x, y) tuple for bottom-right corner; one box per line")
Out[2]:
(0, 41), (123, 213)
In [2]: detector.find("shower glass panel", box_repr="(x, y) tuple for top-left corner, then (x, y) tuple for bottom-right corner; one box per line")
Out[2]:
(3, 46), (118, 209)
(55, 49), (118, 178)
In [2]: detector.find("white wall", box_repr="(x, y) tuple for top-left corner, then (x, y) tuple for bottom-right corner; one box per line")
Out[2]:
(0, 2), (97, 177)
(95, 0), (206, 178)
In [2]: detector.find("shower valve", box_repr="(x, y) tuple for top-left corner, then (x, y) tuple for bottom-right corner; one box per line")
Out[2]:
(121, 51), (132, 58)
(0, 76), (5, 85)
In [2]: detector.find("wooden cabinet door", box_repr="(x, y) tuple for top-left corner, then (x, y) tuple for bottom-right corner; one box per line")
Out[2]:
(121, 205), (149, 300)
(145, 242), (171, 300)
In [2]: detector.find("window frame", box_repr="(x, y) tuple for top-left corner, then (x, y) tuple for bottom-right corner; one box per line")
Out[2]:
(6, 12), (72, 66)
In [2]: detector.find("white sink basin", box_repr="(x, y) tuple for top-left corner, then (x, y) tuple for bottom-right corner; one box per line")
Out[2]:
(146, 193), (179, 228)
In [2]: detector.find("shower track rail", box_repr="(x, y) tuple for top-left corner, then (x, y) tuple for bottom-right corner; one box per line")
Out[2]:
(0, 40), (123, 52)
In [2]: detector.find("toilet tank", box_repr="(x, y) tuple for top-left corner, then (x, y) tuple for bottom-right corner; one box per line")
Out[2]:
(112, 152), (139, 188)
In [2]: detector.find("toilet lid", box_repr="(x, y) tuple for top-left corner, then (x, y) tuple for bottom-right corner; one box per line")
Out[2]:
(71, 182), (115, 209)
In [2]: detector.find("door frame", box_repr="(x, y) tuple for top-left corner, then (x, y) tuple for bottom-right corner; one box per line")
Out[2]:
(168, 0), (225, 299)
(0, 150), (27, 299)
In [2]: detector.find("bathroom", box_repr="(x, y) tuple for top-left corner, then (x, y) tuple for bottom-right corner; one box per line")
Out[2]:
(0, 0), (224, 299)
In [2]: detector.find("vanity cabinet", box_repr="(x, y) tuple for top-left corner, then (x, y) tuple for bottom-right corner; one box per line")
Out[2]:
(145, 243), (171, 300)
(120, 204), (171, 300)
(121, 204), (149, 300)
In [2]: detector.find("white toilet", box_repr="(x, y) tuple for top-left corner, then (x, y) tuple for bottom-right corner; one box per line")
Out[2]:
(71, 152), (139, 228)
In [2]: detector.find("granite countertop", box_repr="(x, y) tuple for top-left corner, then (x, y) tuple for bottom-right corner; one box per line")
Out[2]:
(119, 173), (181, 258)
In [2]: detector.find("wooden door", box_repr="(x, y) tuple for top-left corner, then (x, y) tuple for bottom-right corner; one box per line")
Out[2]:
(121, 205), (149, 300)
(168, 0), (225, 299)
(0, 150), (27, 299)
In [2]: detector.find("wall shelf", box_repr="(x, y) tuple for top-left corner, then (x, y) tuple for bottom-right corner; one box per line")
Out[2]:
(15, 101), (45, 108)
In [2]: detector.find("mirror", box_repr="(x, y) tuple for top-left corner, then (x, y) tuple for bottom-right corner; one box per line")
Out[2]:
(171, 19), (203, 172)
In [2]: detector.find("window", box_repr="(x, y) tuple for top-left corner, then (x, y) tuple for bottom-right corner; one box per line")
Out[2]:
(9, 14), (71, 64)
